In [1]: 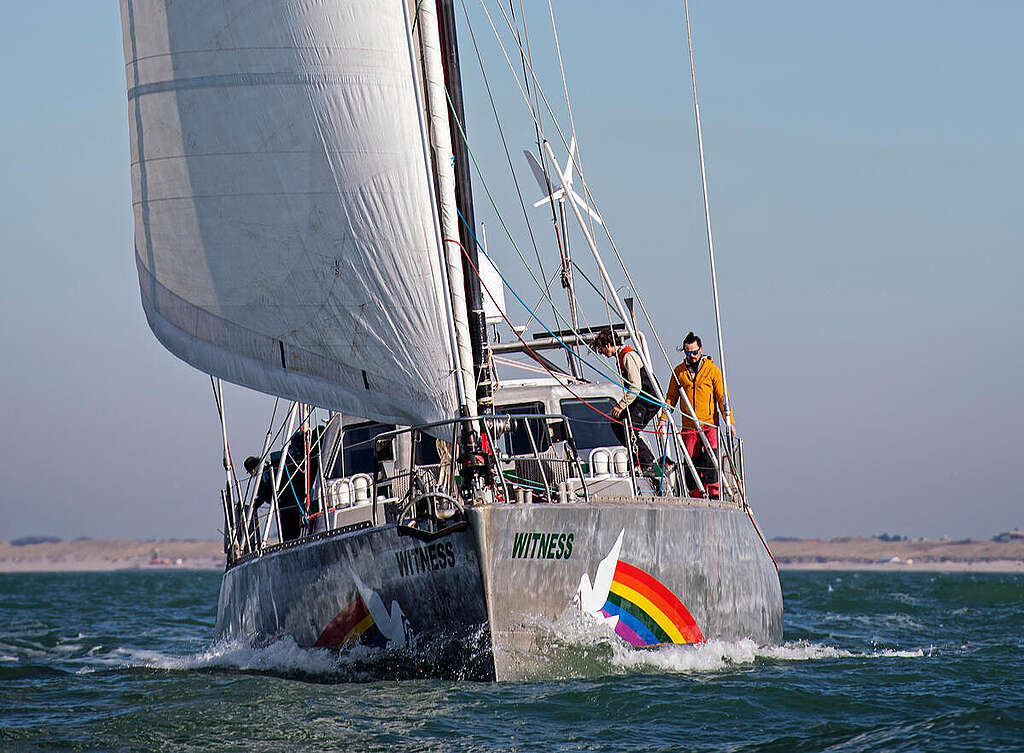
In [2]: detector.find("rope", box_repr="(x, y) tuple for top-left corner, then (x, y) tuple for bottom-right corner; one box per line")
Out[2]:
(210, 377), (242, 504)
(460, 2), (684, 412)
(459, 0), (730, 502)
(472, 1), (679, 400)
(683, 0), (732, 424)
(458, 0), (557, 329)
(452, 236), (688, 438)
(471, 0), (697, 422)
(452, 209), (723, 436)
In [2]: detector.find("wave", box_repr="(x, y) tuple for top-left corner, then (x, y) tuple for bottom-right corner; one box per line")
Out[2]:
(112, 626), (494, 682)
(611, 638), (926, 673)
(116, 637), (344, 676)
(99, 611), (929, 683)
(527, 611), (929, 677)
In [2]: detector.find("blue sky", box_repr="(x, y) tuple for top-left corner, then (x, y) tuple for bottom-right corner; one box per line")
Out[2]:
(1, 1), (1021, 541)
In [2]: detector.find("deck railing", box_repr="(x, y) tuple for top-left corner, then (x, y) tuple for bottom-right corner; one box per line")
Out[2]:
(223, 411), (746, 562)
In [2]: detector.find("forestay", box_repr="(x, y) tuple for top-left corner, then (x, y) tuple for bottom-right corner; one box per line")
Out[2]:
(119, 0), (459, 427)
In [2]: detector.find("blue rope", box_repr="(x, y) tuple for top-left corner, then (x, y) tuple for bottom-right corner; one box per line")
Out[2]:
(281, 462), (310, 524)
(455, 207), (668, 412)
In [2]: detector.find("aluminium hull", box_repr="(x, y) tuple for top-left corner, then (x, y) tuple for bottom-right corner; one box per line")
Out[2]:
(214, 524), (494, 679)
(469, 499), (782, 680)
(214, 500), (782, 681)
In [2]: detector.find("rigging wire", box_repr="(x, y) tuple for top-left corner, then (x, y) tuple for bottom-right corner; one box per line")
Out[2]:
(545, 0), (607, 336)
(440, 51), (697, 424)
(683, 0), (731, 419)
(438, 73), (591, 350)
(451, 3), (627, 389)
(475, 0), (655, 348)
(519, 266), (563, 333)
(509, 0), (580, 375)
(473, 0), (713, 432)
(451, 222), (712, 433)
(456, 0), (554, 328)
(461, 0), (730, 491)
(210, 377), (241, 500)
(458, 231), (740, 501)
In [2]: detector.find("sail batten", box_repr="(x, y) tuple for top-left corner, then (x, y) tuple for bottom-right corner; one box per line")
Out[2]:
(121, 0), (459, 425)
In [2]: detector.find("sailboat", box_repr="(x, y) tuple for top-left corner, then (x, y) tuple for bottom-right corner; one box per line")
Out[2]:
(118, 0), (782, 680)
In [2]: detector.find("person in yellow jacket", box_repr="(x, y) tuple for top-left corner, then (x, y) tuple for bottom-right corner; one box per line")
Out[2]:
(655, 331), (732, 497)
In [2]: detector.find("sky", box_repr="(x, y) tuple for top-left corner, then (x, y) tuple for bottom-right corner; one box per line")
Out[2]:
(1, 1), (1021, 542)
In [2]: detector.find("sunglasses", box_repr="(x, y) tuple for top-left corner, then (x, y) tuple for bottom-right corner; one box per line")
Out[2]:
(684, 349), (701, 356)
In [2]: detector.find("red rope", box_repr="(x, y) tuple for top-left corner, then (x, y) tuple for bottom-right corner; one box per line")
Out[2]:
(448, 238), (670, 437)
(450, 234), (688, 436)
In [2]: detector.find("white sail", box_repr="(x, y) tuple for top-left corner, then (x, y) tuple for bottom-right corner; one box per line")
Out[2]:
(119, 0), (459, 427)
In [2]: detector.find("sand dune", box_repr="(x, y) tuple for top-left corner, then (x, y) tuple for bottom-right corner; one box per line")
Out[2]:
(1, 536), (1022, 573)
(0, 539), (224, 572)
(769, 536), (1024, 572)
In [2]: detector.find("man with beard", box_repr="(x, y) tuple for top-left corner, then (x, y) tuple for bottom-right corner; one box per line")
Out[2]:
(656, 331), (732, 497)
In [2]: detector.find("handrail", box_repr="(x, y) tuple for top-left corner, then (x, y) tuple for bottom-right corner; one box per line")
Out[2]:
(373, 413), (590, 506)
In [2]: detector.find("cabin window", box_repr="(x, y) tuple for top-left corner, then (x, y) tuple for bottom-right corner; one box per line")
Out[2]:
(559, 397), (619, 452)
(330, 421), (395, 477)
(495, 401), (549, 455)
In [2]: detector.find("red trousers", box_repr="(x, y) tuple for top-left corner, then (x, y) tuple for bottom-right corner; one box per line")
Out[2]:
(680, 426), (718, 498)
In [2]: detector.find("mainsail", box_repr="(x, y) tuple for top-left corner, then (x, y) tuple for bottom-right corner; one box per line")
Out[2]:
(119, 0), (459, 427)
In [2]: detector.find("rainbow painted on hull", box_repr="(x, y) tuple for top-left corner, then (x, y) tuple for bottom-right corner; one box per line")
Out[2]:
(314, 595), (387, 649)
(600, 560), (704, 646)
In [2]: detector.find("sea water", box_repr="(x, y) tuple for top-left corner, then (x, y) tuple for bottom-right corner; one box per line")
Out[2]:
(0, 569), (1021, 752)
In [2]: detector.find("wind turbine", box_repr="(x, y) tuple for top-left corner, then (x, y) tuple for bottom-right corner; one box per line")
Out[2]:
(524, 137), (603, 225)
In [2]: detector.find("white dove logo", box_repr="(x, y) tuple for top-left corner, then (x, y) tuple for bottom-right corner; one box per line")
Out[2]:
(352, 571), (409, 648)
(574, 529), (625, 630)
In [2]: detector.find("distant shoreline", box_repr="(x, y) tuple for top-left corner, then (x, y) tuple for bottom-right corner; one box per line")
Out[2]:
(769, 536), (1024, 573)
(1, 536), (1022, 574)
(778, 560), (1023, 573)
(0, 539), (224, 573)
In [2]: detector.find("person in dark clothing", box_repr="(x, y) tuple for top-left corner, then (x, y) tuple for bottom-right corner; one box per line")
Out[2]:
(243, 455), (275, 547)
(244, 424), (327, 543)
(592, 328), (660, 476)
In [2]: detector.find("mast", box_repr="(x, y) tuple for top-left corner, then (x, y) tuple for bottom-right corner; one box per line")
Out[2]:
(414, 0), (476, 417)
(436, 0), (492, 415)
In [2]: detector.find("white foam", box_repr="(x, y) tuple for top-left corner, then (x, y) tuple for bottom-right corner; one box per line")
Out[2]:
(611, 639), (759, 673)
(110, 636), (378, 677)
(539, 609), (928, 674)
(0, 654), (18, 663)
(608, 638), (926, 673)
(91, 621), (930, 680)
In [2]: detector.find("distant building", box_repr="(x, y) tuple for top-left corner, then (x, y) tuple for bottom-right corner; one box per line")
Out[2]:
(992, 530), (1024, 542)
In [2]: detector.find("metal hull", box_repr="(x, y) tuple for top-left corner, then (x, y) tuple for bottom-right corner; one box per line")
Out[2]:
(215, 525), (494, 679)
(214, 500), (782, 681)
(470, 500), (782, 680)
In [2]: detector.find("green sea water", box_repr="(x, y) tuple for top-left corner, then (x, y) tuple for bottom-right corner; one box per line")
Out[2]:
(1, 569), (1021, 752)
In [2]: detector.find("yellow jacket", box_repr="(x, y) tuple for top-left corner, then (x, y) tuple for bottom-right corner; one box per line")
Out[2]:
(662, 356), (731, 430)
